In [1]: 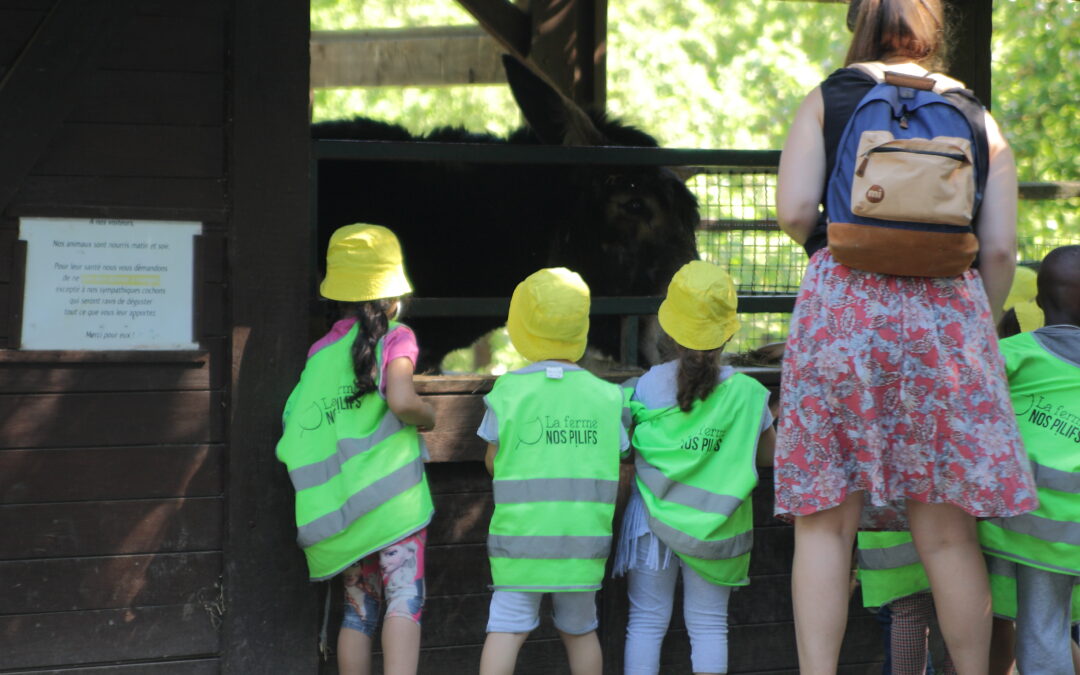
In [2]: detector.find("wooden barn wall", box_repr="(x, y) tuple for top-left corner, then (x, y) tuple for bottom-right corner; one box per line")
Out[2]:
(0, 0), (314, 672)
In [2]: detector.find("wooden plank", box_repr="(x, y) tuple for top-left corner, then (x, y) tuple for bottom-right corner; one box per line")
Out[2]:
(70, 70), (225, 126)
(10, 176), (227, 220)
(5, 659), (221, 675)
(0, 496), (223, 559)
(0, 551), (221, 614)
(423, 393), (488, 462)
(100, 13), (225, 73)
(32, 124), (224, 179)
(455, 0), (531, 57)
(428, 490), (493, 546)
(426, 457), (498, 494)
(223, 0), (319, 671)
(0, 350), (215, 393)
(0, 604), (221, 670)
(7, 239), (26, 347)
(426, 543), (491, 596)
(0, 8), (47, 65)
(0, 391), (223, 448)
(0, 0), (133, 216)
(311, 27), (507, 88)
(0, 445), (223, 504)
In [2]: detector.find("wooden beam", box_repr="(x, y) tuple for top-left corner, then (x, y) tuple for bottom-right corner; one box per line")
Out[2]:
(0, 0), (132, 217)
(223, 0), (318, 672)
(311, 27), (507, 88)
(944, 0), (993, 106)
(528, 0), (607, 108)
(455, 0), (531, 58)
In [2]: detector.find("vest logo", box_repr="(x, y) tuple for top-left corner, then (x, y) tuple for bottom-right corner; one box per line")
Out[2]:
(681, 427), (726, 452)
(1025, 395), (1080, 444)
(866, 185), (885, 203)
(519, 415), (600, 446)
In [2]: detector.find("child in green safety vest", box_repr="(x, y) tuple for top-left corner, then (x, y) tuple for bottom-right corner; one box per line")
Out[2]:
(476, 267), (629, 675)
(855, 530), (955, 674)
(978, 244), (1080, 675)
(612, 261), (776, 675)
(276, 224), (436, 675)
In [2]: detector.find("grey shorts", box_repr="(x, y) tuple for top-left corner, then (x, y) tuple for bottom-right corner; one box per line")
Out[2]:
(486, 589), (598, 635)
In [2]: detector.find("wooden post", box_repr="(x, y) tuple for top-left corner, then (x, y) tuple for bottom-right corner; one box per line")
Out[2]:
(945, 0), (993, 107)
(223, 0), (318, 671)
(528, 0), (607, 109)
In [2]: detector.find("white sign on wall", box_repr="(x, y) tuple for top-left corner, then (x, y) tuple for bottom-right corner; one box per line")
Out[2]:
(19, 217), (203, 350)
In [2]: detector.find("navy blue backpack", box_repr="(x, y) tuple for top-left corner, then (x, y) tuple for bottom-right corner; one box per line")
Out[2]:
(826, 66), (990, 277)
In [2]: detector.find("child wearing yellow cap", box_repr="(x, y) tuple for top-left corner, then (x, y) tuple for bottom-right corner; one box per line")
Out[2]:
(613, 260), (775, 675)
(276, 224), (435, 675)
(476, 267), (630, 675)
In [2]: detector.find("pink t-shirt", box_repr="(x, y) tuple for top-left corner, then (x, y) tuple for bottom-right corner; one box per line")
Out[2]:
(308, 318), (419, 396)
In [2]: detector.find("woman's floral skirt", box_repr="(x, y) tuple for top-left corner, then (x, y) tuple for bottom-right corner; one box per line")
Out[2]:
(774, 250), (1038, 529)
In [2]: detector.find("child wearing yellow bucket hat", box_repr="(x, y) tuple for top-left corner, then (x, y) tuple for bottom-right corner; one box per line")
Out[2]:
(276, 223), (435, 675)
(475, 267), (630, 675)
(612, 260), (776, 675)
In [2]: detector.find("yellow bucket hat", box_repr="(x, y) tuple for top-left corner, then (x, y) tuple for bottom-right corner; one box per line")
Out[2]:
(506, 267), (590, 363)
(1004, 265), (1044, 332)
(320, 224), (413, 302)
(658, 261), (740, 351)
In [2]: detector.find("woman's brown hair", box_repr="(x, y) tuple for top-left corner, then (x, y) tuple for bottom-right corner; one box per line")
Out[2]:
(845, 0), (948, 70)
(675, 347), (722, 413)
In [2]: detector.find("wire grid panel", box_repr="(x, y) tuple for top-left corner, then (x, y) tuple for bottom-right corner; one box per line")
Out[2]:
(685, 168), (804, 352)
(687, 169), (807, 294)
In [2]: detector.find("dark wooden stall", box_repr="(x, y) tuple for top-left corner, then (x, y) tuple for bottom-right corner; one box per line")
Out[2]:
(0, 0), (315, 672)
(0, 0), (996, 673)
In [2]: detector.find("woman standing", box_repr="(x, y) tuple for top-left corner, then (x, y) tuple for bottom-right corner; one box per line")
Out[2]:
(773, 1), (1036, 672)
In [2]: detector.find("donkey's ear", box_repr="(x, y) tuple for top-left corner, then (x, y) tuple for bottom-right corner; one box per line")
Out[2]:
(502, 54), (605, 147)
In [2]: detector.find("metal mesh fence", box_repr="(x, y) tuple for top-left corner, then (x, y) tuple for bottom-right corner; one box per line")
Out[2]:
(686, 168), (802, 352)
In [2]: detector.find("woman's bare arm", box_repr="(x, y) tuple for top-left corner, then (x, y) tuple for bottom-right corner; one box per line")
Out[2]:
(973, 112), (1019, 324)
(777, 87), (827, 245)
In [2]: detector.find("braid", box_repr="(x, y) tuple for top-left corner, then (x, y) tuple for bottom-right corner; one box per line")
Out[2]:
(675, 347), (721, 412)
(345, 299), (394, 404)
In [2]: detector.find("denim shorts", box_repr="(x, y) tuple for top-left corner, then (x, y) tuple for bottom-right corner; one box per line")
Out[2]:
(485, 589), (598, 635)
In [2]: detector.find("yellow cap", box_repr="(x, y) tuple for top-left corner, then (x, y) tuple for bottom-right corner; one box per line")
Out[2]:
(1004, 266), (1044, 332)
(658, 261), (740, 351)
(320, 224), (413, 302)
(506, 268), (590, 362)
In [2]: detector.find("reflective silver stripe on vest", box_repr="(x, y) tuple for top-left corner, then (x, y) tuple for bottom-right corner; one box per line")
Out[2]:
(487, 534), (611, 559)
(635, 454), (743, 516)
(493, 478), (618, 505)
(289, 412), (405, 491)
(296, 455), (424, 547)
(857, 540), (921, 570)
(1030, 459), (1080, 494)
(984, 512), (1080, 547)
(646, 514), (752, 560)
(983, 546), (1080, 577)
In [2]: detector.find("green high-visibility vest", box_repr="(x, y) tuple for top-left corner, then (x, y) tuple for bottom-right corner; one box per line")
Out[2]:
(276, 321), (433, 581)
(630, 372), (768, 586)
(485, 362), (626, 592)
(986, 554), (1080, 622)
(979, 330), (1080, 577)
(856, 531), (930, 608)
